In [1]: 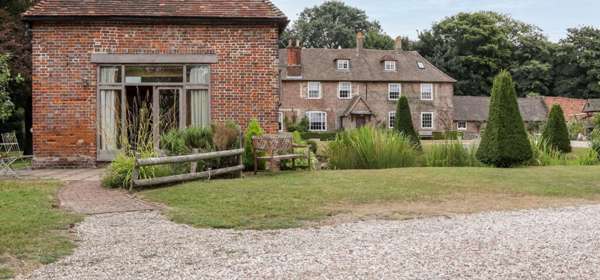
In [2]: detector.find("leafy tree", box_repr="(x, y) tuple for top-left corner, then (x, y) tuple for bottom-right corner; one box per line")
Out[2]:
(415, 11), (554, 97)
(363, 30), (394, 50)
(394, 96), (421, 149)
(243, 119), (265, 170)
(553, 26), (600, 98)
(282, 1), (387, 49)
(542, 105), (571, 153)
(476, 71), (532, 167)
(0, 54), (21, 121)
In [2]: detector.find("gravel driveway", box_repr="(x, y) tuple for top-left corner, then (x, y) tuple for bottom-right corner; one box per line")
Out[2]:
(20, 205), (600, 280)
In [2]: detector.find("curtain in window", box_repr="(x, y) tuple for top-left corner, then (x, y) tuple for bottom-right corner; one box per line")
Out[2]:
(100, 90), (118, 150)
(189, 89), (209, 127)
(189, 65), (209, 84)
(100, 67), (119, 84)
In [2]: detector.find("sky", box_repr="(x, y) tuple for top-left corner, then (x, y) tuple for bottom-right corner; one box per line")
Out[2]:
(270, 0), (600, 42)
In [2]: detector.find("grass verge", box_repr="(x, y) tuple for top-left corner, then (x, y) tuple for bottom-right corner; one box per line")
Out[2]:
(0, 180), (81, 278)
(142, 166), (600, 230)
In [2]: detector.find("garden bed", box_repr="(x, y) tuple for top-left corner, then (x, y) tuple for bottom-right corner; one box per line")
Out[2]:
(141, 166), (600, 230)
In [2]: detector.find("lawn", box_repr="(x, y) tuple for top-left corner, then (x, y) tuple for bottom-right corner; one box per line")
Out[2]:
(0, 180), (81, 279)
(142, 166), (600, 230)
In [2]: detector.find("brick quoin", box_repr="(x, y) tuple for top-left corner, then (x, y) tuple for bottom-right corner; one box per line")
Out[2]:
(31, 22), (281, 168)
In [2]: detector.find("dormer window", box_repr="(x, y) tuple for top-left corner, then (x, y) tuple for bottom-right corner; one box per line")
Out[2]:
(417, 62), (425, 69)
(337, 59), (350, 70)
(384, 61), (396, 71)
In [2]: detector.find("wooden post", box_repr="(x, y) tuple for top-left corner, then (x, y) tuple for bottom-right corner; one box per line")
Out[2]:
(238, 131), (244, 178)
(129, 152), (140, 192)
(190, 148), (199, 173)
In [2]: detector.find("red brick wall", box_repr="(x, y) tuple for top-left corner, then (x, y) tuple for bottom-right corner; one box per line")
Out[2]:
(31, 21), (280, 167)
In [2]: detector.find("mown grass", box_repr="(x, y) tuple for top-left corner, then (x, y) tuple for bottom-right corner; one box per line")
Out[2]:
(0, 180), (81, 278)
(142, 166), (600, 230)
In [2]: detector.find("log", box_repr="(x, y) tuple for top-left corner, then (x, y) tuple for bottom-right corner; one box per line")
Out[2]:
(136, 148), (243, 166)
(133, 164), (244, 187)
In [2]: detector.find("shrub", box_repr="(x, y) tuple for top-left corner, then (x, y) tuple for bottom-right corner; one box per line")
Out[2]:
(394, 96), (421, 149)
(160, 130), (188, 155)
(577, 148), (599, 166)
(183, 127), (213, 151)
(542, 105), (571, 153)
(300, 131), (338, 141)
(213, 121), (240, 151)
(476, 71), (532, 167)
(326, 126), (417, 169)
(286, 116), (309, 132)
(102, 151), (171, 188)
(528, 135), (568, 166)
(424, 140), (481, 167)
(591, 128), (600, 159)
(243, 119), (265, 170)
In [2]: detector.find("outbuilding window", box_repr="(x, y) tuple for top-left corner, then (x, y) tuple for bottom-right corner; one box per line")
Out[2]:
(306, 111), (327, 131)
(457, 121), (467, 131)
(388, 111), (396, 129)
(421, 112), (434, 129)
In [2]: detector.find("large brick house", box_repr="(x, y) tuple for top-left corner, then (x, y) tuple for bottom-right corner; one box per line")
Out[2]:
(23, 0), (287, 167)
(278, 34), (456, 135)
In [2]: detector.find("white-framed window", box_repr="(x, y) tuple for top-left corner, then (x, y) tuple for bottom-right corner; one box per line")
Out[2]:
(457, 121), (467, 131)
(421, 83), (433, 100)
(278, 111), (284, 132)
(388, 83), (401, 100)
(306, 111), (327, 131)
(337, 59), (350, 70)
(384, 61), (396, 71)
(417, 62), (425, 69)
(338, 82), (352, 99)
(421, 112), (434, 129)
(388, 111), (396, 129)
(307, 82), (321, 99)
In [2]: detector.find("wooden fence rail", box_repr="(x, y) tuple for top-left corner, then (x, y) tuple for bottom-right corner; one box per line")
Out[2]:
(130, 148), (244, 191)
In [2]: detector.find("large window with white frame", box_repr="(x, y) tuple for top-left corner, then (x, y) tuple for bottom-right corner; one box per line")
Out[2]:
(388, 111), (396, 129)
(421, 83), (433, 100)
(384, 60), (396, 71)
(307, 82), (321, 99)
(388, 83), (401, 100)
(421, 112), (434, 129)
(457, 121), (467, 131)
(338, 82), (352, 99)
(337, 59), (350, 70)
(306, 111), (327, 131)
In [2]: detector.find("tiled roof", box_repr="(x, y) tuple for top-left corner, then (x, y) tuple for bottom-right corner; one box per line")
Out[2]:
(23, 0), (287, 21)
(543, 97), (587, 120)
(454, 96), (548, 122)
(584, 99), (600, 113)
(279, 48), (456, 83)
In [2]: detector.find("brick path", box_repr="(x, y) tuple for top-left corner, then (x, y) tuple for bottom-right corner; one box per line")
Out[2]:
(58, 180), (157, 214)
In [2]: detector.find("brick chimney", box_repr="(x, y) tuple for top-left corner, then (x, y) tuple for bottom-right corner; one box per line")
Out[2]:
(395, 36), (403, 52)
(356, 32), (365, 51)
(286, 39), (302, 77)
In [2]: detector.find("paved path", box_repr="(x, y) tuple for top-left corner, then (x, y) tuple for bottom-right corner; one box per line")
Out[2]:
(19, 205), (600, 280)
(11, 168), (104, 181)
(58, 181), (156, 214)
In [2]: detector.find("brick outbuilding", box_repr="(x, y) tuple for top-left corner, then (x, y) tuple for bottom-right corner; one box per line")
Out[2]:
(23, 0), (287, 167)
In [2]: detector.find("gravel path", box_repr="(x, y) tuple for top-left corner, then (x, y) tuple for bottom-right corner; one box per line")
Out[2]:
(21, 205), (600, 280)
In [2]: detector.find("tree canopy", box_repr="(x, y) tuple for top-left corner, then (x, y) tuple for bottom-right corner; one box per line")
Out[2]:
(280, 1), (393, 50)
(415, 11), (554, 97)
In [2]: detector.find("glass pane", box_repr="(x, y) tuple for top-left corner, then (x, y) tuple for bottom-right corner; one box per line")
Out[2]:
(186, 89), (210, 127)
(100, 66), (122, 84)
(187, 65), (210, 84)
(125, 66), (183, 83)
(159, 89), (180, 134)
(99, 90), (121, 151)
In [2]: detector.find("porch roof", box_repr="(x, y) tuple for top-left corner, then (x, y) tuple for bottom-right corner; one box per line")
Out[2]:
(342, 96), (373, 117)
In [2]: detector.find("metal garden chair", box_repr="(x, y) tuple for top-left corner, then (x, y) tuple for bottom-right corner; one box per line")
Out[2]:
(0, 132), (30, 177)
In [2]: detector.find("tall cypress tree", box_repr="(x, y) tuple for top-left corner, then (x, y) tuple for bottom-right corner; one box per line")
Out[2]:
(394, 96), (421, 149)
(476, 71), (532, 167)
(542, 105), (571, 153)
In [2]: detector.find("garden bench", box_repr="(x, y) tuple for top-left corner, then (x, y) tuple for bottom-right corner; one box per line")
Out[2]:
(252, 134), (310, 174)
(0, 132), (31, 177)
